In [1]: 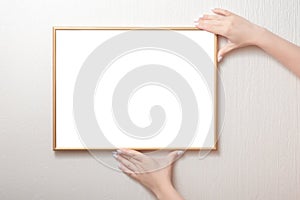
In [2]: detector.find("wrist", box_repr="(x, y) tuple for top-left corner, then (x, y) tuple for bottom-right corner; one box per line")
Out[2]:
(252, 26), (270, 48)
(152, 182), (175, 199)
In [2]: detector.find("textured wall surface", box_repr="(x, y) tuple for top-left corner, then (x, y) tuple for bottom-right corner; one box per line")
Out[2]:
(0, 0), (299, 199)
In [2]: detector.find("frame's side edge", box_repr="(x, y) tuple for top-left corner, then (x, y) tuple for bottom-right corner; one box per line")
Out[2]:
(52, 27), (57, 151)
(214, 34), (218, 151)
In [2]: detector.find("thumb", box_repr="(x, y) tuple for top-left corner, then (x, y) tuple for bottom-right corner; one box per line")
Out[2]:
(218, 41), (238, 62)
(167, 150), (184, 165)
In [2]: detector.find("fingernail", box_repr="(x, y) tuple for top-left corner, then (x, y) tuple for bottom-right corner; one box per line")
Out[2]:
(116, 149), (122, 154)
(218, 56), (223, 62)
(112, 151), (118, 158)
(177, 150), (184, 156)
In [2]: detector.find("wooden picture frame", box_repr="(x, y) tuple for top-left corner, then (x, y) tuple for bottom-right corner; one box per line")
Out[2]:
(53, 27), (218, 151)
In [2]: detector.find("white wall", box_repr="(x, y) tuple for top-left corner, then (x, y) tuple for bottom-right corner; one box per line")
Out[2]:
(0, 0), (299, 199)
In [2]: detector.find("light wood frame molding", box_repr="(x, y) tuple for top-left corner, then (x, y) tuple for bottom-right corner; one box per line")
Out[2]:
(52, 27), (218, 151)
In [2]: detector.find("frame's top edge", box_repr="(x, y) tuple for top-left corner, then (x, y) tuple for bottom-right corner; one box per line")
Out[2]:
(52, 26), (202, 31)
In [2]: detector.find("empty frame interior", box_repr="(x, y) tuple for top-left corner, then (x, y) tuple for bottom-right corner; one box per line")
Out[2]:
(53, 27), (217, 150)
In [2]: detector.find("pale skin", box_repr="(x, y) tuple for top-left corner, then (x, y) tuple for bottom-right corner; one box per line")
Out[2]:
(196, 8), (300, 78)
(114, 8), (300, 200)
(113, 149), (185, 200)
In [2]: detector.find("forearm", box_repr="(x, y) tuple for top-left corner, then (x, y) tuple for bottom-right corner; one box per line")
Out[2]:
(255, 27), (300, 77)
(152, 184), (184, 200)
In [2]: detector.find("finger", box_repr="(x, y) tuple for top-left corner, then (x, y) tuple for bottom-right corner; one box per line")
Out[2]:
(212, 8), (232, 16)
(118, 162), (133, 174)
(167, 150), (184, 165)
(199, 18), (221, 26)
(195, 20), (224, 35)
(194, 14), (221, 24)
(119, 154), (146, 173)
(201, 14), (223, 20)
(218, 42), (238, 61)
(117, 149), (146, 162)
(118, 163), (138, 179)
(114, 153), (140, 173)
(118, 152), (141, 166)
(156, 150), (184, 170)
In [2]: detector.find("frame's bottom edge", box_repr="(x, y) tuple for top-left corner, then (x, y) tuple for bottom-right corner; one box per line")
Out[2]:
(53, 147), (217, 151)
